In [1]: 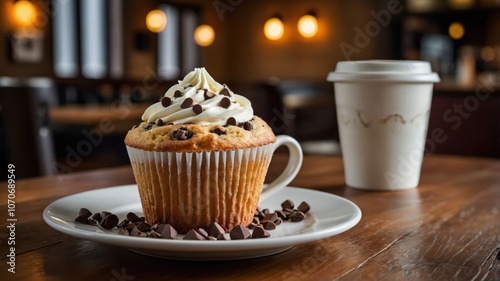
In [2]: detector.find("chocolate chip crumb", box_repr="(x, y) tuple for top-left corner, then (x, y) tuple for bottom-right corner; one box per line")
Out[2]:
(161, 97), (172, 107)
(174, 90), (183, 98)
(181, 98), (194, 108)
(173, 128), (193, 140)
(193, 104), (203, 115)
(220, 97), (231, 109)
(227, 117), (237, 126)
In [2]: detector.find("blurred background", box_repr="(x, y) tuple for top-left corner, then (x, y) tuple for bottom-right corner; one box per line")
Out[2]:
(1, 0), (499, 179)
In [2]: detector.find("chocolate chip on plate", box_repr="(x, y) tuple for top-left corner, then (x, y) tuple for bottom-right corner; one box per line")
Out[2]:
(262, 221), (276, 230)
(75, 215), (90, 225)
(290, 211), (305, 222)
(252, 225), (270, 239)
(207, 222), (225, 237)
(148, 229), (161, 238)
(183, 229), (206, 240)
(159, 224), (178, 239)
(297, 201), (311, 214)
(136, 222), (151, 232)
(79, 208), (92, 218)
(217, 233), (230, 240)
(92, 212), (103, 222)
(281, 199), (295, 210)
(230, 225), (251, 240)
(130, 227), (147, 237)
(101, 214), (119, 229)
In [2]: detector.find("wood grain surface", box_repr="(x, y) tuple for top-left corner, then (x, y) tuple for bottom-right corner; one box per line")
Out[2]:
(1, 154), (499, 281)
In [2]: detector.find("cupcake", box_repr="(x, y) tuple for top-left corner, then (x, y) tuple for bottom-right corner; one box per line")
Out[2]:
(125, 68), (276, 233)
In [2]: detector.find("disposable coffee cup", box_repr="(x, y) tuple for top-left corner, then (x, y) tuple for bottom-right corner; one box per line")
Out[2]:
(327, 60), (440, 191)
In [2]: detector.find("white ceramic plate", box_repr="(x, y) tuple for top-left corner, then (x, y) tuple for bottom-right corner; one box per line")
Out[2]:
(43, 185), (361, 260)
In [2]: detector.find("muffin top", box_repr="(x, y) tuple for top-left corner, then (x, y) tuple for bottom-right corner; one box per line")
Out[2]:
(125, 68), (276, 152)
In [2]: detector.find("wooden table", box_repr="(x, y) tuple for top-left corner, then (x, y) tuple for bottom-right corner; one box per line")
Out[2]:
(2, 154), (500, 280)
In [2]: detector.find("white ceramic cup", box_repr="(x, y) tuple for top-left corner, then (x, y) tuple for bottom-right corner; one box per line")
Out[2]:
(327, 60), (440, 191)
(259, 135), (303, 202)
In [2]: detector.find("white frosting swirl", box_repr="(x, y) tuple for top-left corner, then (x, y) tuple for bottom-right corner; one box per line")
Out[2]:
(142, 68), (254, 125)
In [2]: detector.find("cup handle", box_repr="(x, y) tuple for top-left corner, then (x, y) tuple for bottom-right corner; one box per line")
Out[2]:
(259, 135), (303, 202)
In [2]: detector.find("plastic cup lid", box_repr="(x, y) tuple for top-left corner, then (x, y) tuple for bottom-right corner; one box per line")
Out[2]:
(327, 60), (440, 83)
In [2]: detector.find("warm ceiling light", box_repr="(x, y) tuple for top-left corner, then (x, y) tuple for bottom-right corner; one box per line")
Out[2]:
(146, 9), (167, 33)
(298, 14), (318, 38)
(448, 22), (464, 40)
(264, 17), (284, 41)
(194, 24), (215, 47)
(13, 0), (36, 26)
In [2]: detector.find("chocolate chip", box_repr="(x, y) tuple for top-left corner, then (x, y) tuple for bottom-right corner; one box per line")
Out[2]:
(262, 213), (278, 223)
(207, 236), (217, 241)
(262, 208), (270, 215)
(88, 219), (98, 226)
(281, 199), (295, 210)
(227, 117), (237, 126)
(220, 87), (231, 97)
(183, 229), (206, 240)
(193, 104), (203, 115)
(252, 217), (260, 225)
(282, 208), (294, 217)
(241, 122), (253, 131)
(92, 213), (103, 223)
(217, 233), (229, 240)
(101, 211), (112, 218)
(247, 222), (260, 229)
(159, 224), (178, 239)
(126, 212), (139, 221)
(173, 128), (193, 140)
(136, 222), (151, 232)
(161, 97), (172, 107)
(174, 90), (183, 98)
(252, 225), (270, 238)
(156, 119), (164, 126)
(275, 210), (287, 220)
(75, 215), (90, 225)
(207, 222), (225, 237)
(210, 128), (226, 135)
(262, 221), (276, 230)
(148, 229), (161, 238)
(79, 208), (92, 218)
(297, 201), (311, 214)
(290, 211), (305, 222)
(275, 218), (283, 225)
(145, 124), (153, 131)
(196, 228), (209, 238)
(130, 227), (147, 237)
(117, 219), (129, 228)
(181, 98), (193, 108)
(101, 214), (119, 229)
(220, 97), (231, 108)
(230, 225), (251, 240)
(126, 223), (136, 233)
(204, 90), (215, 100)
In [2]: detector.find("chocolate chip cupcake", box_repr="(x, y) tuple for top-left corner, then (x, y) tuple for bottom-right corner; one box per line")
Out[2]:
(125, 68), (276, 233)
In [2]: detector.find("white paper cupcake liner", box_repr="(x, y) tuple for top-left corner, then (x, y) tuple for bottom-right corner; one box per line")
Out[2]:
(126, 144), (274, 233)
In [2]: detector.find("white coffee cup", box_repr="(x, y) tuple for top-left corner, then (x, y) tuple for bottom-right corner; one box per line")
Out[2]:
(327, 60), (440, 191)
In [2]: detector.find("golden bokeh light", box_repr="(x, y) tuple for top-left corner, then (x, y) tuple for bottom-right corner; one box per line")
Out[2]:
(13, 1), (36, 26)
(194, 25), (215, 47)
(448, 22), (464, 40)
(264, 17), (284, 41)
(298, 15), (318, 38)
(146, 9), (167, 33)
